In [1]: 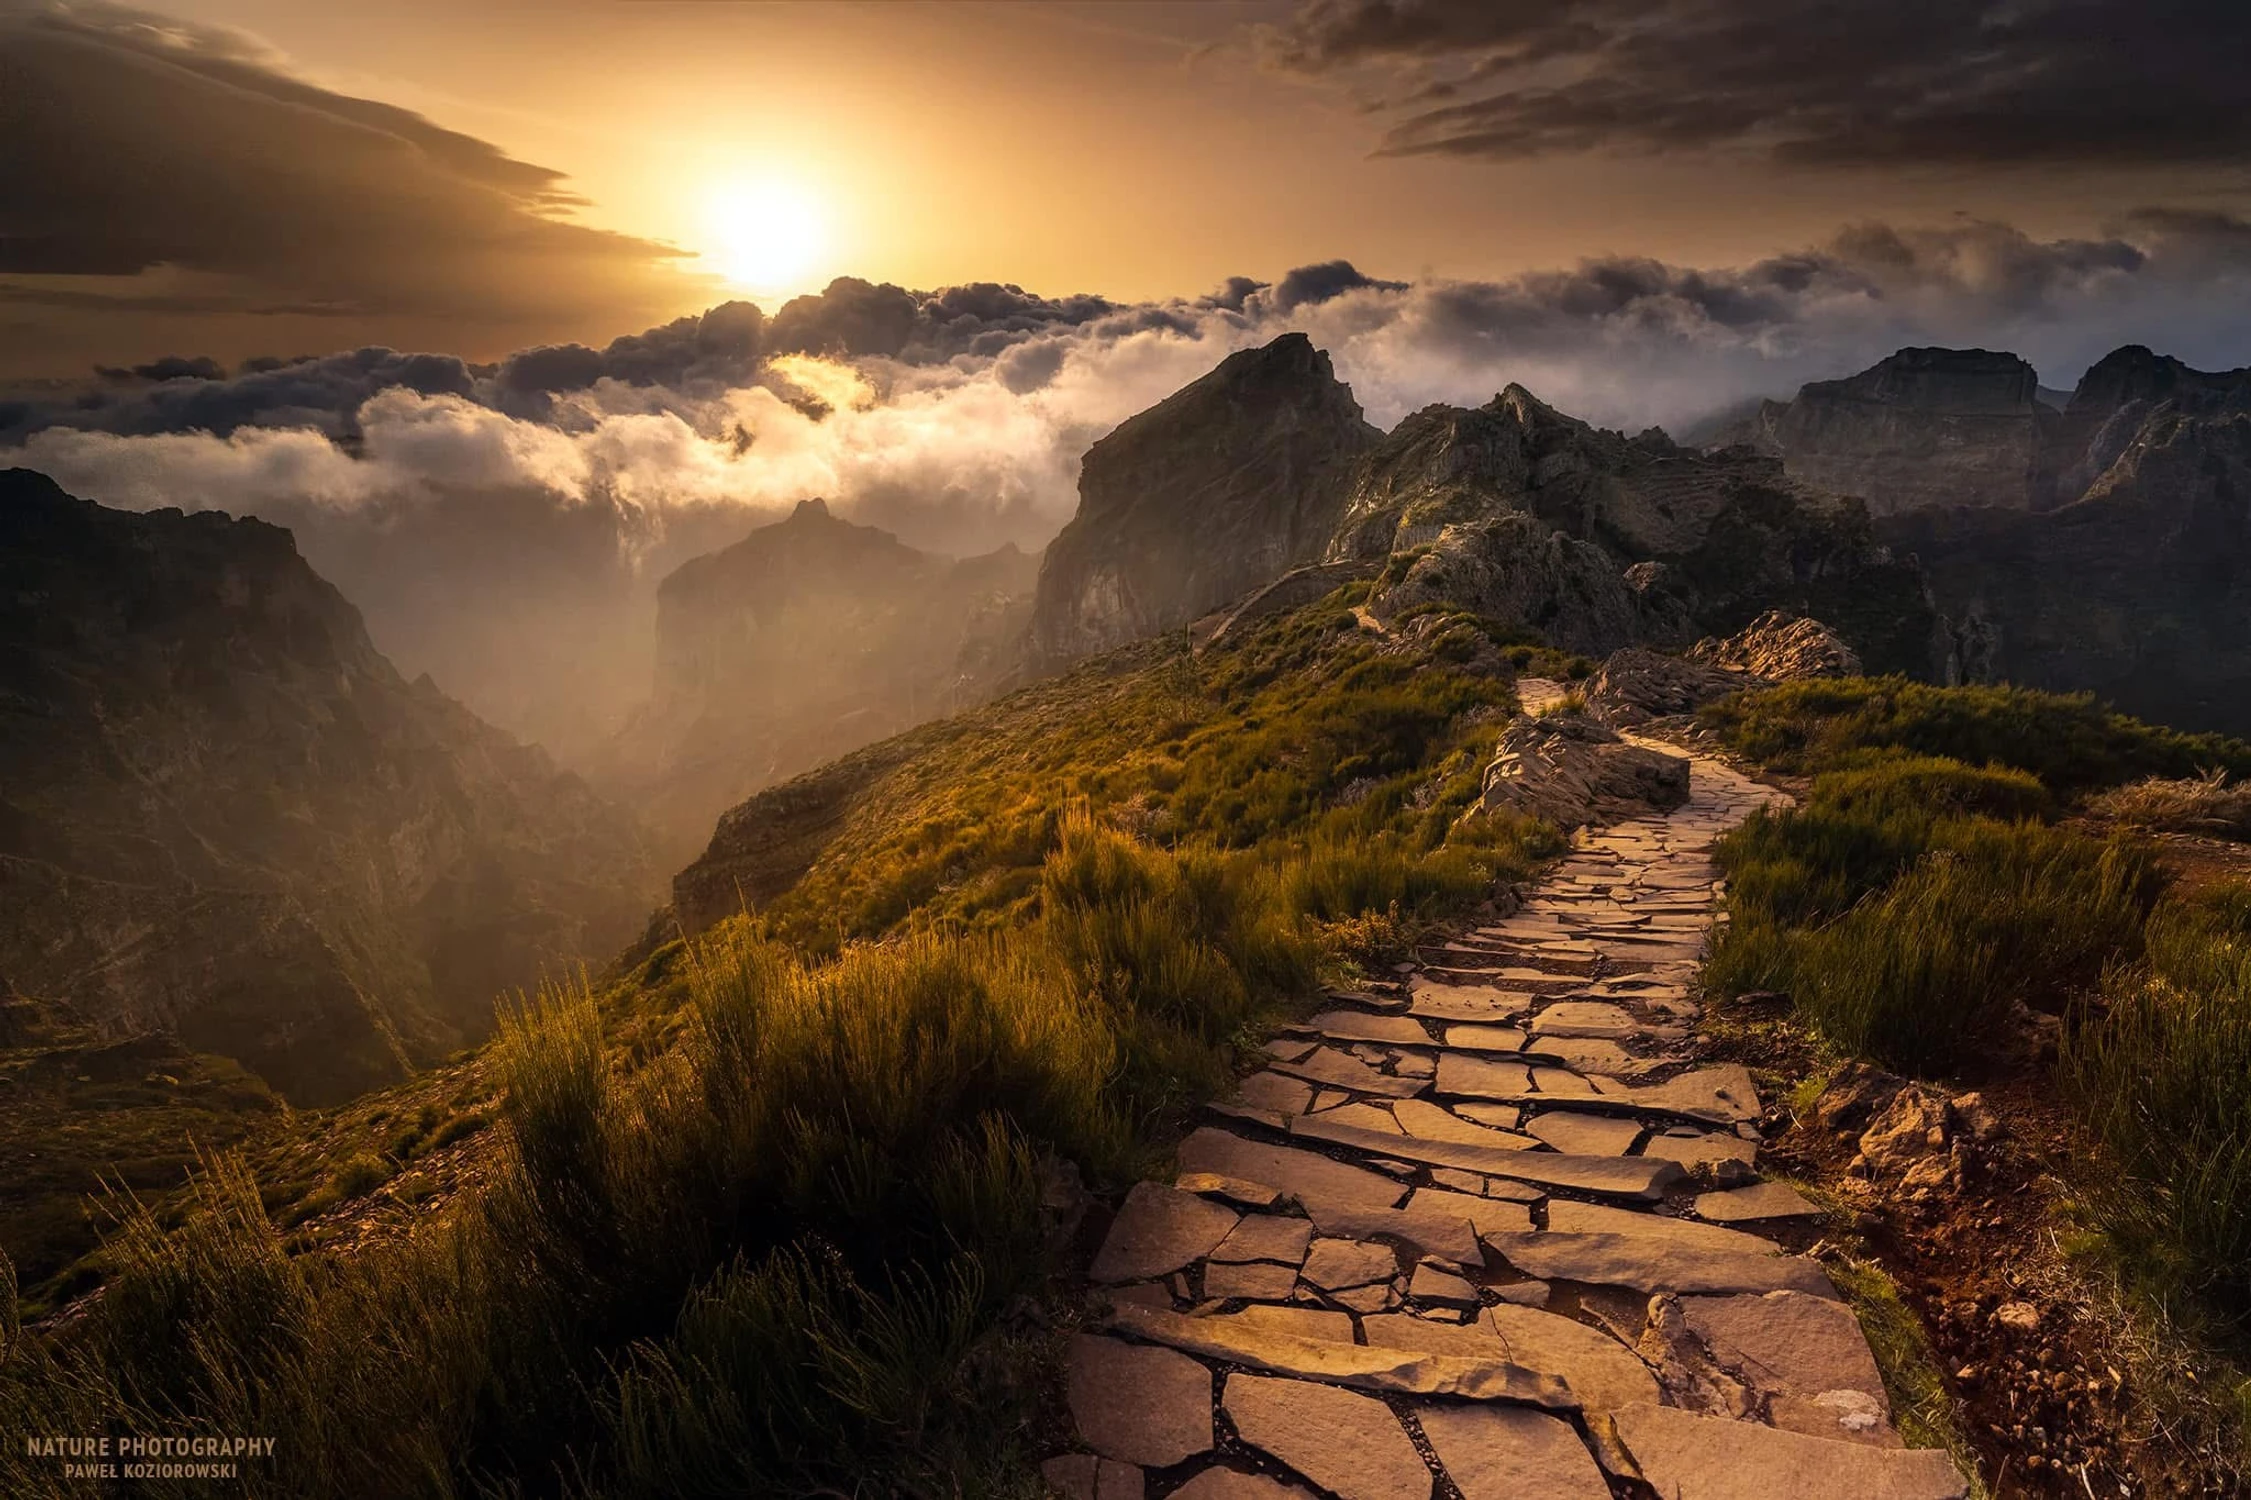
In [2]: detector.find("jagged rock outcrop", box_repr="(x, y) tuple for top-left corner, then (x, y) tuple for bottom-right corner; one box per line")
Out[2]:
(1027, 334), (1379, 667)
(600, 498), (1038, 867)
(0, 471), (654, 1104)
(1333, 385), (1937, 674)
(1885, 410), (2251, 733)
(1716, 348), (2053, 515)
(1366, 514), (1689, 658)
(1478, 711), (1691, 829)
(1589, 615), (1860, 726)
(1687, 610), (1862, 680)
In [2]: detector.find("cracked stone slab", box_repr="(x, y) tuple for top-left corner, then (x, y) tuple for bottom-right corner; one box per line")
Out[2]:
(1067, 1334), (1213, 1466)
(1546, 1200), (1783, 1256)
(1091, 1183), (1241, 1282)
(1433, 1054), (1536, 1098)
(1041, 1454), (1146, 1500)
(1485, 1303), (1663, 1415)
(1682, 1291), (1894, 1446)
(1295, 1010), (1434, 1046)
(1222, 1375), (1432, 1500)
(1289, 1114), (1684, 1200)
(1270, 1046), (1428, 1099)
(1418, 1403), (1611, 1500)
(1235, 1071), (1317, 1116)
(1108, 1304), (1575, 1407)
(1177, 1129), (1408, 1216)
(1204, 1260), (1302, 1301)
(1695, 1181), (1818, 1222)
(1302, 1237), (1400, 1290)
(1230, 1304), (1358, 1341)
(1409, 1187), (1534, 1238)
(1450, 1101), (1524, 1132)
(1527, 1001), (1640, 1039)
(1524, 1110), (1646, 1157)
(1211, 1215), (1316, 1265)
(1480, 1231), (1837, 1298)
(1391, 1098), (1538, 1150)
(1638, 1128), (1758, 1174)
(1609, 1402), (1967, 1499)
(1408, 1262), (1481, 1310)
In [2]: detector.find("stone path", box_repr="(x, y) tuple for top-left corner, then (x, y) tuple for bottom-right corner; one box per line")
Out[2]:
(1047, 708), (1971, 1500)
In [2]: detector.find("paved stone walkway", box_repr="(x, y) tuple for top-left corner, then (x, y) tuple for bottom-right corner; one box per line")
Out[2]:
(1047, 710), (1972, 1500)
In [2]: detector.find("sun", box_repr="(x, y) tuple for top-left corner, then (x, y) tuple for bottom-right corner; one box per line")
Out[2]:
(702, 178), (828, 294)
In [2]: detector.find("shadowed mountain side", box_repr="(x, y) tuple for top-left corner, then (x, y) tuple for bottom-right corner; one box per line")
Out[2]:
(1027, 333), (1379, 669)
(0, 470), (656, 1104)
(1884, 410), (2251, 735)
(596, 498), (1039, 870)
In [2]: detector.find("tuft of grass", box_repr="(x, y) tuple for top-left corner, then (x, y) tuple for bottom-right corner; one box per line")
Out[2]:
(2062, 883), (2251, 1331)
(2088, 770), (2251, 840)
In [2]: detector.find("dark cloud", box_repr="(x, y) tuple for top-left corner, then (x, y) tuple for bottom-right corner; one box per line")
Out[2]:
(1272, 259), (1408, 312)
(0, 0), (697, 354)
(1259, 0), (2251, 168)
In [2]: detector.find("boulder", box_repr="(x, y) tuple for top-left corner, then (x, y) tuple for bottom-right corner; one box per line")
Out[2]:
(1686, 610), (1862, 680)
(1476, 712), (1691, 831)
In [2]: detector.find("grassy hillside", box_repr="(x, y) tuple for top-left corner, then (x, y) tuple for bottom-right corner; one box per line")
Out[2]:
(0, 585), (1560, 1499)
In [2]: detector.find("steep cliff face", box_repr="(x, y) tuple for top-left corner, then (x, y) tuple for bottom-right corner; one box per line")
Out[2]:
(1026, 333), (1379, 667)
(0, 470), (655, 1104)
(2047, 345), (2251, 499)
(604, 499), (1039, 866)
(1719, 348), (2053, 515)
(1887, 411), (2251, 733)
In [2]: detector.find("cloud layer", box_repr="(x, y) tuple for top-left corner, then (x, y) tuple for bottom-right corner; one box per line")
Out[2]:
(1258, 0), (2251, 168)
(9, 209), (2251, 761)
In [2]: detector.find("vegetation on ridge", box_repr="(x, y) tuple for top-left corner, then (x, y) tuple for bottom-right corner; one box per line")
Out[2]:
(0, 587), (1557, 1498)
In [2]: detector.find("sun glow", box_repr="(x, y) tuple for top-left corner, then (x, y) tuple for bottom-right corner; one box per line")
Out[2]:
(701, 178), (829, 294)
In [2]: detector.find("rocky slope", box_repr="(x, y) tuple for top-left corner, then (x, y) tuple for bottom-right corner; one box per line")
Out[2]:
(1715, 348), (2054, 515)
(1340, 386), (1940, 674)
(0, 470), (655, 1104)
(600, 498), (1039, 868)
(1026, 333), (1379, 668)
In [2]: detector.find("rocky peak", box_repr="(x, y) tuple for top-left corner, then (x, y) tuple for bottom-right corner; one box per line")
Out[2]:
(1025, 332), (1380, 667)
(2050, 346), (2251, 499)
(1724, 347), (2052, 515)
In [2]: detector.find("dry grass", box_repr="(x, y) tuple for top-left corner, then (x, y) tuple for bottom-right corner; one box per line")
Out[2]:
(2088, 770), (2251, 840)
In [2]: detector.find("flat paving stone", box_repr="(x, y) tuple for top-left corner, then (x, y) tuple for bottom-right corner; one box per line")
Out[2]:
(1546, 1200), (1782, 1255)
(1168, 1468), (1315, 1500)
(1433, 1054), (1535, 1097)
(1525, 1110), (1645, 1157)
(1409, 1187), (1533, 1238)
(1695, 1181), (1818, 1222)
(1301, 1237), (1399, 1290)
(1481, 1231), (1837, 1298)
(1391, 1098), (1539, 1150)
(1177, 1129), (1408, 1216)
(1418, 1404), (1610, 1500)
(1450, 1101), (1524, 1131)
(1528, 1002), (1640, 1039)
(1682, 1291), (1893, 1445)
(1041, 1453), (1146, 1500)
(1407, 986), (1531, 1023)
(1067, 1334), (1213, 1466)
(1485, 1303), (1662, 1415)
(1298, 1010), (1433, 1046)
(1222, 1375), (1432, 1500)
(1235, 1072), (1316, 1115)
(1109, 1304), (1573, 1406)
(1637, 1128), (1757, 1173)
(1442, 1023), (1528, 1053)
(1211, 1215), (1316, 1265)
(1230, 1304), (1358, 1341)
(1289, 1114), (1684, 1200)
(1204, 1260), (1301, 1301)
(1320, 1101), (1407, 1133)
(1091, 1183), (1240, 1282)
(1271, 1046), (1428, 1099)
(1408, 1262), (1481, 1310)
(1609, 1402), (1967, 1499)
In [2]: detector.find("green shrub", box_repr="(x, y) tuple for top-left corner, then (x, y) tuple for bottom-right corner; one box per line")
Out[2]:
(2063, 885), (2251, 1327)
(1704, 677), (2251, 791)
